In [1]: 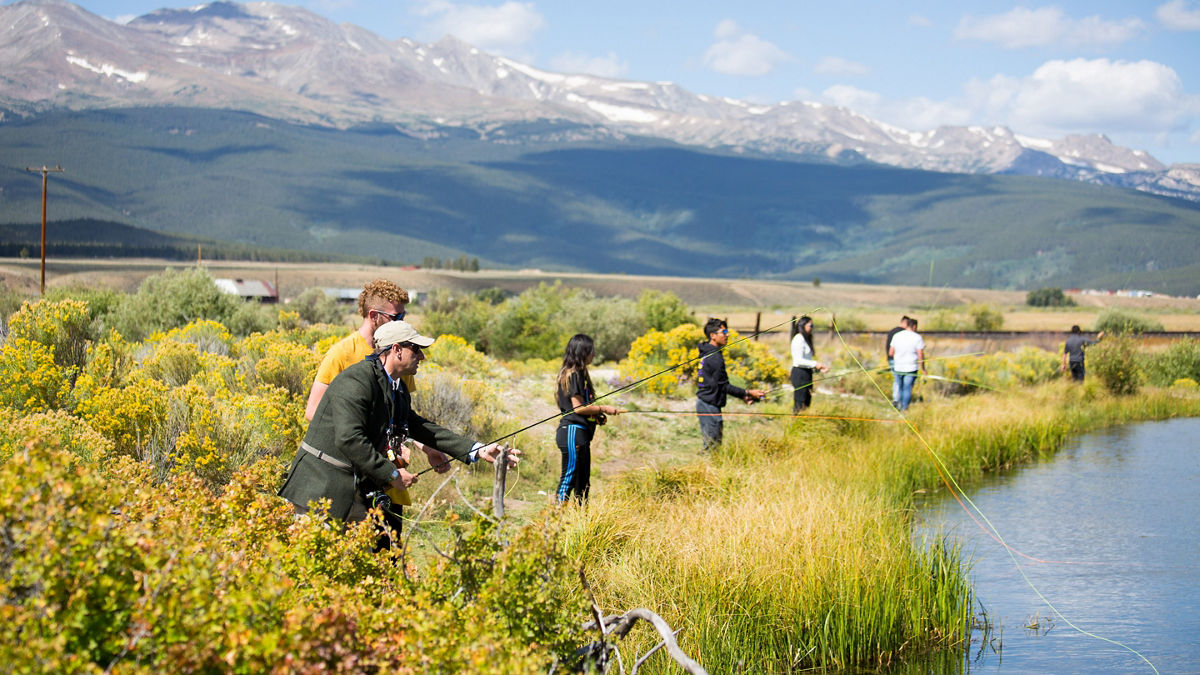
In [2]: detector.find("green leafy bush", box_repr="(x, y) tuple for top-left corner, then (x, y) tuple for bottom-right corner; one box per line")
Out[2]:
(637, 289), (695, 332)
(0, 444), (580, 673)
(1026, 287), (1075, 307)
(1141, 338), (1200, 387)
(968, 304), (1004, 331)
(1094, 308), (1164, 336)
(291, 287), (349, 325)
(107, 267), (250, 340)
(1089, 335), (1141, 395)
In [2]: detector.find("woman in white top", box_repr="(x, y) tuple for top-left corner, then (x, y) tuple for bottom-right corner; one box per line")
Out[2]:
(790, 316), (829, 412)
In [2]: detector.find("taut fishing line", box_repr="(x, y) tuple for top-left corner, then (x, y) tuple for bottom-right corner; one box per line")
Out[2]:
(830, 321), (1160, 674)
(414, 315), (801, 476)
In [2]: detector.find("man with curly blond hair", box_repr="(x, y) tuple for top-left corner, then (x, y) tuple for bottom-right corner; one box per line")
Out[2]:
(304, 280), (452, 477)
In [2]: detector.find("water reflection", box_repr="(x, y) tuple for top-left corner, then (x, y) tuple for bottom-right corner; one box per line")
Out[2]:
(905, 418), (1200, 675)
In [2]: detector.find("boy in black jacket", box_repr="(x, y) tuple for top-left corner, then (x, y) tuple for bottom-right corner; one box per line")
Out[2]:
(696, 318), (764, 451)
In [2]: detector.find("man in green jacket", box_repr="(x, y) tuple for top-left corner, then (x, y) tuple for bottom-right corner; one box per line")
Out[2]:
(280, 320), (519, 523)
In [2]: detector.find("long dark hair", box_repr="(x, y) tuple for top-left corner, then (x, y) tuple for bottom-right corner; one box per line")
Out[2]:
(797, 315), (815, 356)
(557, 333), (595, 398)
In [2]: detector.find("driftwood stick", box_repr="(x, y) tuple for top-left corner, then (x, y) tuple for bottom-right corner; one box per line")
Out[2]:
(583, 610), (707, 675)
(454, 474), (497, 524)
(400, 468), (459, 580)
(492, 446), (509, 519)
(632, 628), (682, 675)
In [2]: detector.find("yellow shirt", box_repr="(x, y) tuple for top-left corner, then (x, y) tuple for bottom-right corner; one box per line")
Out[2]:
(315, 331), (416, 391)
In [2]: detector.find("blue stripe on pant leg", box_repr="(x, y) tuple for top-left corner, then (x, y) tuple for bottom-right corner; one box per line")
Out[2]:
(557, 425), (579, 502)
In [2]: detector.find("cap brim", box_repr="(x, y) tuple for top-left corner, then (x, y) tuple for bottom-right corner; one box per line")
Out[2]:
(410, 334), (436, 348)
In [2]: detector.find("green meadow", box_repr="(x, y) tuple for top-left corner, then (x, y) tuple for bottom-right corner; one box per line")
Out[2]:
(2, 269), (1199, 673)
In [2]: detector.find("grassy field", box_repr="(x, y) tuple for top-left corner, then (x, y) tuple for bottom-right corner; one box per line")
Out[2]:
(4, 257), (1199, 333)
(3, 267), (1199, 672)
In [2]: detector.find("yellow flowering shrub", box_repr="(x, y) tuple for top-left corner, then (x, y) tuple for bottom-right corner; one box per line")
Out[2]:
(619, 324), (704, 396)
(76, 331), (135, 390)
(0, 408), (113, 463)
(433, 333), (499, 377)
(6, 298), (91, 371)
(74, 376), (169, 457)
(254, 340), (321, 396)
(933, 347), (1059, 395)
(232, 387), (306, 460)
(619, 324), (784, 397)
(725, 332), (788, 388)
(193, 351), (240, 394)
(167, 382), (233, 483)
(160, 318), (235, 355)
(140, 338), (203, 387)
(0, 338), (72, 412)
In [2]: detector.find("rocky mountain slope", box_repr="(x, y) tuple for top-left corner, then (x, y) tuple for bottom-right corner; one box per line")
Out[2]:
(2, 0), (1197, 200)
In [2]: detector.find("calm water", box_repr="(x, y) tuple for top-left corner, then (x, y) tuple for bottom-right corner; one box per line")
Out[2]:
(913, 417), (1200, 675)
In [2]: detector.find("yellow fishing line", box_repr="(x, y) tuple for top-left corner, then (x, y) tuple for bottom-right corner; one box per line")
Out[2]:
(830, 320), (1160, 674)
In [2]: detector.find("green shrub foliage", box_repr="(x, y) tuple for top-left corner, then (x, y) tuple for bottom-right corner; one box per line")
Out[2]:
(1026, 287), (1075, 307)
(0, 444), (583, 673)
(1141, 338), (1200, 387)
(423, 284), (694, 362)
(1093, 308), (1164, 336)
(1089, 335), (1141, 395)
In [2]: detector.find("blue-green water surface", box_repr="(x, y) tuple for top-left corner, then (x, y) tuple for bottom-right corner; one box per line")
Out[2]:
(914, 417), (1200, 674)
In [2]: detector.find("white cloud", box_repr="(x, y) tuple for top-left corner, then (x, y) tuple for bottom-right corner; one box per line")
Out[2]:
(955, 7), (1144, 48)
(821, 84), (881, 110)
(415, 1), (545, 54)
(549, 51), (628, 78)
(702, 20), (791, 77)
(813, 56), (869, 77)
(821, 85), (970, 131)
(1157, 0), (1200, 30)
(968, 59), (1196, 134)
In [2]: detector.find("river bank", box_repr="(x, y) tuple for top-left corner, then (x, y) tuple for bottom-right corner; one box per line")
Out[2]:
(563, 381), (1200, 672)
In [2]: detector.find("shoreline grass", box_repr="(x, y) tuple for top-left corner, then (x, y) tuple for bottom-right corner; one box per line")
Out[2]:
(561, 382), (1200, 673)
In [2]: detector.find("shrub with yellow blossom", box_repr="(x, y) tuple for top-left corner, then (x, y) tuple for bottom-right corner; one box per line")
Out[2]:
(620, 323), (785, 397)
(6, 298), (92, 372)
(0, 338), (72, 412)
(0, 408), (113, 463)
(73, 375), (169, 458)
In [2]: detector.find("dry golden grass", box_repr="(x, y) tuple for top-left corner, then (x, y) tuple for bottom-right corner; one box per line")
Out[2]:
(5, 257), (1198, 331)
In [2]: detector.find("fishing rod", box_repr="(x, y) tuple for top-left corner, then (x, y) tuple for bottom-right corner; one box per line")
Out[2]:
(415, 314), (803, 476)
(621, 410), (906, 423)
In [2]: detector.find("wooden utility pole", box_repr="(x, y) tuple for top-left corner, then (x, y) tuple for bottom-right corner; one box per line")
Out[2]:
(25, 165), (64, 295)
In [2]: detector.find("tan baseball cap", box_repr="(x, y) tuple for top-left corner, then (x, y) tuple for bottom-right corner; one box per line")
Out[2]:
(373, 320), (436, 350)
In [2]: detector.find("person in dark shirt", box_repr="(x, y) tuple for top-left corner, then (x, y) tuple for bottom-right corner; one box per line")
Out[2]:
(885, 316), (911, 408)
(554, 334), (624, 503)
(696, 318), (764, 452)
(1062, 325), (1104, 381)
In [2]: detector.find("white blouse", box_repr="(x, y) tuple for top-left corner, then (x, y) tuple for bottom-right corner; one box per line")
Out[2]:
(791, 333), (818, 369)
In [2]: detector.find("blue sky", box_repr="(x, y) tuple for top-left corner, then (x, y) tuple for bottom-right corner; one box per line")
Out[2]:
(23, 0), (1200, 164)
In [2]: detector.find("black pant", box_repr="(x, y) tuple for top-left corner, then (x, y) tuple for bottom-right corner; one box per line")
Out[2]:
(791, 367), (814, 412)
(556, 424), (593, 502)
(1069, 361), (1086, 381)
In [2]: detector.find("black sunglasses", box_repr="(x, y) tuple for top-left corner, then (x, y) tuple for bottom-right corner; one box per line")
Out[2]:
(375, 308), (406, 322)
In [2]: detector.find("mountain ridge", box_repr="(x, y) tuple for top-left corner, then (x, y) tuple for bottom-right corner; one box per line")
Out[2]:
(2, 0), (1198, 201)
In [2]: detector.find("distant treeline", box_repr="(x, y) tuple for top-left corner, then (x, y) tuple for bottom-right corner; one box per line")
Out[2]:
(0, 219), (378, 265)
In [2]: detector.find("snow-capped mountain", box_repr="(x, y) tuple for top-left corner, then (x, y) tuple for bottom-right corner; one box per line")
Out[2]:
(2, 0), (1196, 200)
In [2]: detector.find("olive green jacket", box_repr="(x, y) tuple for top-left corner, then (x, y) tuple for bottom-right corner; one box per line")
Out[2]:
(279, 356), (476, 520)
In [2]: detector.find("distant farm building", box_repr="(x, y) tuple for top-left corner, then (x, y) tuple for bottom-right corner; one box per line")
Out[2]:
(215, 278), (278, 303)
(321, 287), (427, 304)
